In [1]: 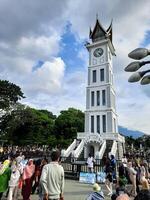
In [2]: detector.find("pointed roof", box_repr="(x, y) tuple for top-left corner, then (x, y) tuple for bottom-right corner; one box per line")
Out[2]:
(90, 19), (107, 41)
(89, 27), (92, 38)
(106, 19), (113, 42)
(90, 18), (113, 43)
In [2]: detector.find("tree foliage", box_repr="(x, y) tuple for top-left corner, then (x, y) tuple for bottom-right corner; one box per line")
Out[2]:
(0, 105), (85, 147)
(54, 108), (84, 146)
(0, 106), (56, 146)
(0, 80), (24, 111)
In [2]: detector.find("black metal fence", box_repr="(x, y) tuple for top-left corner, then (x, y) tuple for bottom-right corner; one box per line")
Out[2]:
(60, 157), (119, 179)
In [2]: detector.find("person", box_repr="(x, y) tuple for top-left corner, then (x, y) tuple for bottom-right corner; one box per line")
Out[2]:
(134, 189), (150, 200)
(32, 159), (42, 194)
(116, 163), (128, 195)
(141, 178), (149, 190)
(40, 150), (64, 200)
(127, 161), (137, 197)
(105, 159), (113, 196)
(122, 154), (127, 168)
(134, 155), (140, 167)
(38, 158), (48, 200)
(22, 159), (35, 200)
(110, 155), (116, 181)
(86, 183), (104, 200)
(87, 153), (95, 173)
(0, 159), (11, 200)
(142, 160), (150, 182)
(134, 162), (140, 194)
(7, 158), (23, 200)
(116, 194), (130, 200)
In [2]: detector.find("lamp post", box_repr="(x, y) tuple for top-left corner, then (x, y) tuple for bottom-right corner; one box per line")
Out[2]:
(125, 48), (150, 85)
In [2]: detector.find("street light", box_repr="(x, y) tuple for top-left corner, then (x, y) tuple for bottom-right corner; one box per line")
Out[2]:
(125, 61), (150, 72)
(128, 69), (150, 82)
(125, 47), (150, 85)
(128, 48), (150, 60)
(141, 75), (150, 85)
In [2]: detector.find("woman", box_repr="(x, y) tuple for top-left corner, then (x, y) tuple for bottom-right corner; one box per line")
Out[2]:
(22, 159), (35, 200)
(7, 159), (23, 200)
(0, 159), (11, 199)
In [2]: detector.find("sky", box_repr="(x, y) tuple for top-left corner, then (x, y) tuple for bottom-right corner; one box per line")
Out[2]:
(0, 0), (150, 135)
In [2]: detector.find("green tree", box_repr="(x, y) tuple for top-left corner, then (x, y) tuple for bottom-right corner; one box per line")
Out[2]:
(54, 108), (84, 147)
(0, 106), (56, 146)
(0, 80), (24, 111)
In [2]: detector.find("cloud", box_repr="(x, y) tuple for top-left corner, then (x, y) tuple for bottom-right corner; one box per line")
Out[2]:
(18, 34), (61, 60)
(23, 57), (66, 96)
(22, 70), (86, 115)
(0, 0), (150, 135)
(0, 0), (68, 42)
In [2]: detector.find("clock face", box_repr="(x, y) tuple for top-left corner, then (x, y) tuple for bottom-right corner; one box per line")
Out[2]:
(93, 48), (103, 57)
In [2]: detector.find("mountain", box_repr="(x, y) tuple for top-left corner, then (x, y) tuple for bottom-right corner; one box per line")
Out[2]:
(118, 126), (144, 138)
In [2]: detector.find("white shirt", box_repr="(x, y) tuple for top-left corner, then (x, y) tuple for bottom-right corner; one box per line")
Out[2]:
(40, 162), (64, 199)
(87, 157), (94, 168)
(9, 164), (23, 187)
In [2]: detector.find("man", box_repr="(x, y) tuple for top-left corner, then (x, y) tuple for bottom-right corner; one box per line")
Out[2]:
(40, 150), (64, 200)
(110, 154), (116, 181)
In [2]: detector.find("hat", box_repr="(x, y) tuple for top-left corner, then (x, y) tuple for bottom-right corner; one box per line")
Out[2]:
(93, 183), (101, 192)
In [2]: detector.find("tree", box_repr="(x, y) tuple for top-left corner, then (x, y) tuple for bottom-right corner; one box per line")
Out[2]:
(54, 108), (84, 147)
(0, 80), (24, 111)
(0, 106), (56, 146)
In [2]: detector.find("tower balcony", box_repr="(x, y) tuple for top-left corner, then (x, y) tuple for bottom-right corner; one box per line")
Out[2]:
(77, 132), (125, 143)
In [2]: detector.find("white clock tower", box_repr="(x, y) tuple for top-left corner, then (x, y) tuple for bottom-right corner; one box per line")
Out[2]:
(62, 19), (125, 160)
(85, 19), (117, 137)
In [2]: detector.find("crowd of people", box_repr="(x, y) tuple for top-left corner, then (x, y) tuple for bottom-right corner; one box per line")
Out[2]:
(0, 148), (150, 200)
(86, 153), (150, 200)
(0, 150), (64, 200)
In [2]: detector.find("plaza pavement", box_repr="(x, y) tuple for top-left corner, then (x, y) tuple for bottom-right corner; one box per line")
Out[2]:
(2, 179), (134, 200)
(30, 179), (134, 200)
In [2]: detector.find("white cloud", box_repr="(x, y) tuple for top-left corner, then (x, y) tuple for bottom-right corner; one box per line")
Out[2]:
(18, 34), (60, 60)
(22, 70), (86, 115)
(23, 57), (66, 96)
(0, 0), (150, 135)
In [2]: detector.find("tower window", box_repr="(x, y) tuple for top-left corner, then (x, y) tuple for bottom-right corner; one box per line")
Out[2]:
(92, 70), (96, 82)
(91, 116), (94, 133)
(102, 115), (106, 132)
(102, 90), (106, 105)
(100, 69), (104, 81)
(97, 115), (100, 133)
(96, 91), (100, 106)
(91, 91), (94, 106)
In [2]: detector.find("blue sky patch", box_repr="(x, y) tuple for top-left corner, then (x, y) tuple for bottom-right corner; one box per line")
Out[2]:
(32, 60), (44, 72)
(140, 30), (150, 47)
(59, 22), (86, 73)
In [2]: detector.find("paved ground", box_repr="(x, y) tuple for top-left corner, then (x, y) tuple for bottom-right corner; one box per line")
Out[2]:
(30, 179), (133, 200)
(2, 179), (134, 200)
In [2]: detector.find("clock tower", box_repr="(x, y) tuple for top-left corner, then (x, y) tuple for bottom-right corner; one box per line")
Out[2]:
(85, 19), (117, 136)
(61, 18), (125, 160)
(81, 18), (125, 159)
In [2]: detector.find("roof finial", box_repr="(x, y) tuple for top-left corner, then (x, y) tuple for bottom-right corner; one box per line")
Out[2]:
(96, 13), (98, 20)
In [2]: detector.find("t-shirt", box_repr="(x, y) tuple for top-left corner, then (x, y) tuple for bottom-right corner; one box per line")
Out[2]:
(87, 157), (94, 168)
